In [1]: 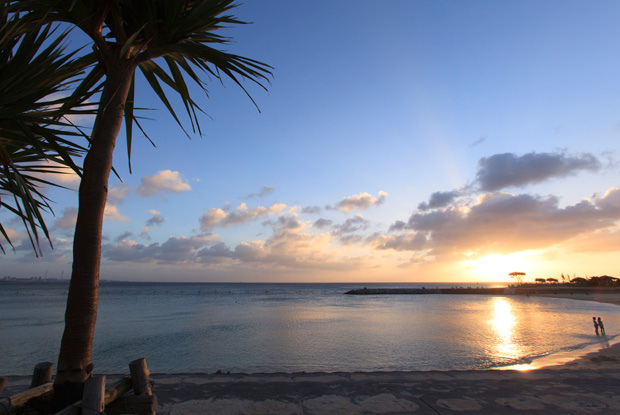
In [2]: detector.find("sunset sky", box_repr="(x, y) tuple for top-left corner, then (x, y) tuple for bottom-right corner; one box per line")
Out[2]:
(2, 1), (620, 283)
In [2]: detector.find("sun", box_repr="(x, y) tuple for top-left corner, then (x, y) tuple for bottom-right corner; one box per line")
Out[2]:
(464, 252), (534, 282)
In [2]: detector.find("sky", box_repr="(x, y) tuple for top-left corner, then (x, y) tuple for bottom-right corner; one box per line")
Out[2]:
(2, 1), (620, 284)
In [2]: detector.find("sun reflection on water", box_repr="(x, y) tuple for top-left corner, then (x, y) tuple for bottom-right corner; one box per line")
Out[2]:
(490, 298), (523, 361)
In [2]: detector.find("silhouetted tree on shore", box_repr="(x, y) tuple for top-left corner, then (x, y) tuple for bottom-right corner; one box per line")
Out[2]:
(509, 271), (526, 285)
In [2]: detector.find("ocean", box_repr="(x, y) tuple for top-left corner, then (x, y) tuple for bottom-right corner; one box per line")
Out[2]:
(1, 281), (619, 375)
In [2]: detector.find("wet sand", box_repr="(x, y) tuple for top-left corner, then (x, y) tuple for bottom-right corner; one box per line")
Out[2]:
(531, 289), (620, 306)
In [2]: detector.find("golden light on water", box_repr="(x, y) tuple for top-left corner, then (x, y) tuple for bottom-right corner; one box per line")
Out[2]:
(490, 298), (524, 361)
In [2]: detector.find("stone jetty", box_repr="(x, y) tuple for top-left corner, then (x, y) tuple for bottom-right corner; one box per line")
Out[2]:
(344, 287), (508, 295)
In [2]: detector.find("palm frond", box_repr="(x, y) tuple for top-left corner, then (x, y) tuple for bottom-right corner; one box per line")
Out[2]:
(0, 8), (95, 255)
(13, 0), (272, 163)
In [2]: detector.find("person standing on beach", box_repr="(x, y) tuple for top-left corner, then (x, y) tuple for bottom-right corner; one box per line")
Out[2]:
(597, 317), (605, 335)
(593, 317), (599, 335)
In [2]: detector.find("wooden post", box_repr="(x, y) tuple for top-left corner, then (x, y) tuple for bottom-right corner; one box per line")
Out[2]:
(129, 359), (155, 414)
(30, 362), (54, 388)
(0, 377), (6, 394)
(53, 376), (133, 415)
(0, 383), (53, 415)
(129, 359), (152, 396)
(82, 375), (106, 415)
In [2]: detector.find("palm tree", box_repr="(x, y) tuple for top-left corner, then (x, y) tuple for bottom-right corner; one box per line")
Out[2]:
(11, 0), (271, 397)
(0, 5), (93, 256)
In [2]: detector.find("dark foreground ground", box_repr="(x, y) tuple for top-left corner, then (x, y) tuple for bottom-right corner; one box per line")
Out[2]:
(3, 368), (620, 415)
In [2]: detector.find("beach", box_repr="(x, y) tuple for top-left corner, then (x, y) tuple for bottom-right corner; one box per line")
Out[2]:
(3, 288), (620, 414)
(149, 294), (620, 415)
(141, 296), (620, 415)
(533, 289), (620, 306)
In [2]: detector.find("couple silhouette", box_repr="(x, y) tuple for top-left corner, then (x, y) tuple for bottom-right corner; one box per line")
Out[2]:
(592, 317), (605, 335)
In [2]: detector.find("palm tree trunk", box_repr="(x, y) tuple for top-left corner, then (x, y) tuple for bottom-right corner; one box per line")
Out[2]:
(54, 60), (135, 399)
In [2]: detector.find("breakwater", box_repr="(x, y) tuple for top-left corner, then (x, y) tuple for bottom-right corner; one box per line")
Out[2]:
(344, 286), (620, 296)
(344, 287), (507, 295)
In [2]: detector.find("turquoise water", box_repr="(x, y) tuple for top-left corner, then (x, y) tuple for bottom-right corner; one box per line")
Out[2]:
(1, 282), (618, 375)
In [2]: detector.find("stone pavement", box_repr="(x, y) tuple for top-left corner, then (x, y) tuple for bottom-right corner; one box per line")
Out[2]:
(3, 369), (620, 414)
(149, 369), (620, 414)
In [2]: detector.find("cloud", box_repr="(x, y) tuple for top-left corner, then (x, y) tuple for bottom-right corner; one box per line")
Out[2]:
(313, 218), (333, 229)
(230, 215), (365, 271)
(384, 188), (620, 257)
(301, 206), (322, 215)
(145, 209), (165, 227)
(197, 242), (235, 264)
(41, 162), (81, 186)
(115, 231), (133, 242)
(102, 234), (218, 264)
(108, 185), (131, 204)
(476, 152), (601, 191)
(55, 203), (129, 228)
(104, 204), (130, 221)
(199, 203), (293, 231)
(418, 191), (461, 211)
(469, 137), (486, 147)
(140, 210), (165, 238)
(368, 232), (428, 251)
(55, 208), (78, 229)
(332, 215), (370, 235)
(137, 170), (191, 196)
(332, 191), (388, 212)
(245, 185), (274, 199)
(101, 215), (366, 272)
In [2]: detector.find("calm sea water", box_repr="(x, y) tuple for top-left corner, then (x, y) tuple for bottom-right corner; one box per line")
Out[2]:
(1, 282), (619, 375)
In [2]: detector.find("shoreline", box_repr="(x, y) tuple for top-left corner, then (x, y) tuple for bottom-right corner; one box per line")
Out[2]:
(523, 289), (620, 370)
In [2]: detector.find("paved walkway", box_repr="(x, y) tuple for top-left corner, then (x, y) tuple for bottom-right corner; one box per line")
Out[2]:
(3, 369), (620, 414)
(149, 369), (620, 414)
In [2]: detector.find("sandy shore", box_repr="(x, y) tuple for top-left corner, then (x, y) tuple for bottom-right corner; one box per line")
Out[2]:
(528, 290), (620, 371)
(532, 290), (620, 306)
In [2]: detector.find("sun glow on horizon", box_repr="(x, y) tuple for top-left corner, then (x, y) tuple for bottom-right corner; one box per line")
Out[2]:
(464, 252), (537, 282)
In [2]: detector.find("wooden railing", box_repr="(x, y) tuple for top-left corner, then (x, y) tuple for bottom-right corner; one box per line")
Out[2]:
(0, 358), (156, 415)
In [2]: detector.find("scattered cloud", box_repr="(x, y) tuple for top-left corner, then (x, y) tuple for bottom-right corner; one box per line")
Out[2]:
(469, 136), (486, 147)
(108, 185), (132, 204)
(301, 206), (322, 215)
(199, 203), (294, 231)
(368, 232), (428, 252)
(418, 191), (461, 211)
(42, 162), (81, 186)
(245, 185), (274, 199)
(145, 210), (165, 227)
(102, 234), (218, 264)
(332, 215), (370, 235)
(137, 170), (191, 196)
(141, 210), (165, 238)
(104, 204), (130, 221)
(101, 215), (365, 272)
(313, 218), (333, 229)
(331, 191), (388, 212)
(476, 152), (601, 191)
(55, 208), (78, 229)
(384, 188), (620, 259)
(115, 231), (133, 242)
